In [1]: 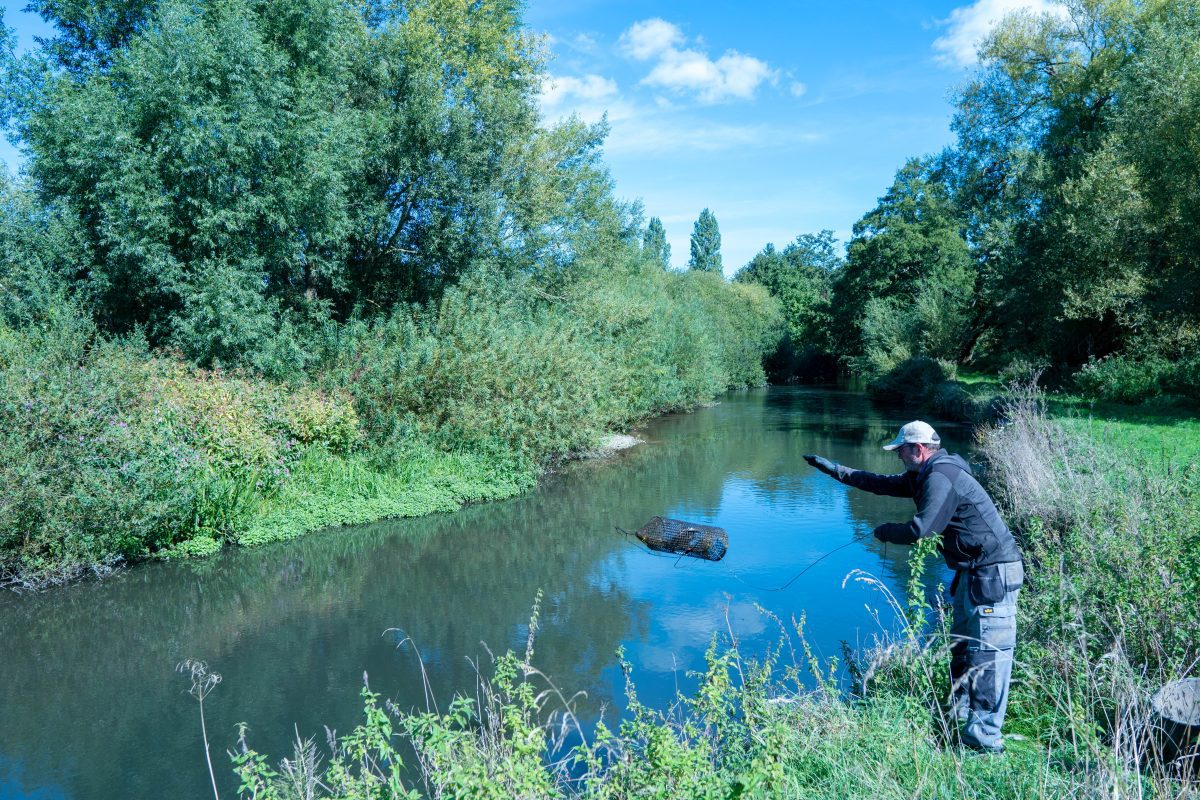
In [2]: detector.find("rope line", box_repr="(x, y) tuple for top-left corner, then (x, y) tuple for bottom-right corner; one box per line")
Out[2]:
(615, 525), (871, 591)
(721, 533), (871, 592)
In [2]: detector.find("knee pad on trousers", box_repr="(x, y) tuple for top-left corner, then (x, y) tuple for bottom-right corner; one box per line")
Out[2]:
(965, 649), (1005, 713)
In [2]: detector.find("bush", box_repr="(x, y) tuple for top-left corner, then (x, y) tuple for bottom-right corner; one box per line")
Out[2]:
(0, 314), (201, 581)
(865, 356), (952, 405)
(0, 311), (363, 584)
(1072, 353), (1173, 403)
(319, 267), (781, 462)
(566, 266), (781, 423)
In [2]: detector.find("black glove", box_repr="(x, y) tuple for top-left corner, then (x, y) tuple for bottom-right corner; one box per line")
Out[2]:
(873, 522), (918, 545)
(803, 454), (838, 477)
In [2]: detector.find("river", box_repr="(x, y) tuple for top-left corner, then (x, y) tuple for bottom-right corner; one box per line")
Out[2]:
(0, 386), (976, 799)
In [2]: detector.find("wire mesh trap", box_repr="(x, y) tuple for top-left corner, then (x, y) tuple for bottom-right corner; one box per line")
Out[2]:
(633, 516), (728, 562)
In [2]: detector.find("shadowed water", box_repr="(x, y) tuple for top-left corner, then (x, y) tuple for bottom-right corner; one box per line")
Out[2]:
(0, 387), (976, 799)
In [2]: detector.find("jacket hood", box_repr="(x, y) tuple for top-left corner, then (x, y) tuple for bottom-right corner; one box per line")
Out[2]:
(920, 449), (971, 478)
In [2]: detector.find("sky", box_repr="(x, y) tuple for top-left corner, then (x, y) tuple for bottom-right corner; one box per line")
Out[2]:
(0, 0), (1053, 274)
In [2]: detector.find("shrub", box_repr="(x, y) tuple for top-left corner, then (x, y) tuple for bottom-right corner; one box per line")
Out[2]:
(0, 315), (202, 581)
(319, 268), (781, 462)
(865, 356), (952, 405)
(1072, 353), (1173, 403)
(0, 311), (364, 584)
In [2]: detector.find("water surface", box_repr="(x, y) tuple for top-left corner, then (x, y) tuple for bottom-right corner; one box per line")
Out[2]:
(0, 387), (974, 799)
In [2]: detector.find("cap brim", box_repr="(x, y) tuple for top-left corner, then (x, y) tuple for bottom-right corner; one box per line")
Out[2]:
(882, 439), (904, 451)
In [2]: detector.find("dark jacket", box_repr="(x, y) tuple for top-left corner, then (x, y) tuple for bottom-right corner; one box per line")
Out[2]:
(829, 450), (1021, 571)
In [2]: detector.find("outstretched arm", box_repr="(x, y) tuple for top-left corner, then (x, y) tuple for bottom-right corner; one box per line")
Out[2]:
(804, 455), (914, 498)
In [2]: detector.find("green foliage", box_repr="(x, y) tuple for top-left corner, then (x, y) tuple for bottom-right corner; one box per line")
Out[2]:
(688, 207), (723, 273)
(0, 306), (369, 582)
(642, 216), (671, 269)
(734, 231), (838, 373)
(1072, 353), (1175, 404)
(2, 0), (625, 366)
(936, 0), (1200, 381)
(0, 313), (195, 578)
(833, 158), (976, 369)
(0, 176), (84, 326)
(354, 280), (608, 463)
(0, 251), (780, 582)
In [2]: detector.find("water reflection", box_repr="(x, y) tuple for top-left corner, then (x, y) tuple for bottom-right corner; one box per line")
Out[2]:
(0, 387), (975, 799)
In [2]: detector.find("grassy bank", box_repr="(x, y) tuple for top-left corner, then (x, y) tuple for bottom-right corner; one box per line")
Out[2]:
(227, 388), (1199, 798)
(0, 268), (781, 588)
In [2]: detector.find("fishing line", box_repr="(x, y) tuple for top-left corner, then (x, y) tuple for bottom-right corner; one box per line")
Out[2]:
(616, 525), (873, 588)
(720, 532), (872, 592)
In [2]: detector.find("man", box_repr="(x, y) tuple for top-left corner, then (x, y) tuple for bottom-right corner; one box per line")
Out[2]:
(803, 420), (1022, 754)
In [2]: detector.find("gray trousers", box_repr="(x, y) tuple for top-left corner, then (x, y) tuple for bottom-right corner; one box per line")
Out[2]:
(949, 560), (1023, 750)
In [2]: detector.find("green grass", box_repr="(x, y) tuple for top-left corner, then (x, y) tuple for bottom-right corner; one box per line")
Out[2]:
(227, 446), (537, 549)
(954, 370), (1004, 392)
(1044, 393), (1200, 465)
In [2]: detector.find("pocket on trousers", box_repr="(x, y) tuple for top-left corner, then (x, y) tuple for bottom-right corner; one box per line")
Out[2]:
(979, 611), (1016, 651)
(968, 564), (1006, 605)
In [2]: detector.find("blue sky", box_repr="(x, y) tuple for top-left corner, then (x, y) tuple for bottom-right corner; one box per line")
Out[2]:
(1, 0), (1051, 273)
(526, 0), (1053, 271)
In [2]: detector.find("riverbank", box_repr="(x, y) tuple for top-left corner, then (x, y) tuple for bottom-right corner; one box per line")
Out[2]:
(0, 269), (782, 590)
(230, 388), (1200, 798)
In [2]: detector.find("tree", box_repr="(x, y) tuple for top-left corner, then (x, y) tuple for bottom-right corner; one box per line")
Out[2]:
(642, 216), (671, 269)
(832, 158), (976, 371)
(688, 208), (722, 273)
(946, 0), (1145, 366)
(0, 0), (620, 368)
(734, 230), (839, 349)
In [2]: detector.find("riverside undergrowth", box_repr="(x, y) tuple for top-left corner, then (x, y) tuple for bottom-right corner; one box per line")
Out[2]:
(0, 267), (781, 587)
(225, 388), (1199, 799)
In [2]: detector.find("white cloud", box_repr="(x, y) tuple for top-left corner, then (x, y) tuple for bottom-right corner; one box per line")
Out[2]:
(790, 81), (808, 98)
(619, 18), (779, 104)
(933, 0), (1060, 67)
(539, 74), (619, 112)
(619, 18), (685, 60)
(572, 33), (598, 52)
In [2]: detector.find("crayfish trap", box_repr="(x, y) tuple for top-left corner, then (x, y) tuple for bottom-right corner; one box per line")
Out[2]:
(634, 516), (729, 562)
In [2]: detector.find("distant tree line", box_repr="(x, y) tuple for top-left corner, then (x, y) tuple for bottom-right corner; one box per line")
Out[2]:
(735, 0), (1200, 404)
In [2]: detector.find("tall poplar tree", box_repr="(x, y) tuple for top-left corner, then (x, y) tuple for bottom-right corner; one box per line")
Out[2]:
(688, 208), (722, 273)
(642, 216), (671, 269)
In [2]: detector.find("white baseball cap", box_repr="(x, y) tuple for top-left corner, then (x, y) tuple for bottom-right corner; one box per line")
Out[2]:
(882, 420), (941, 451)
